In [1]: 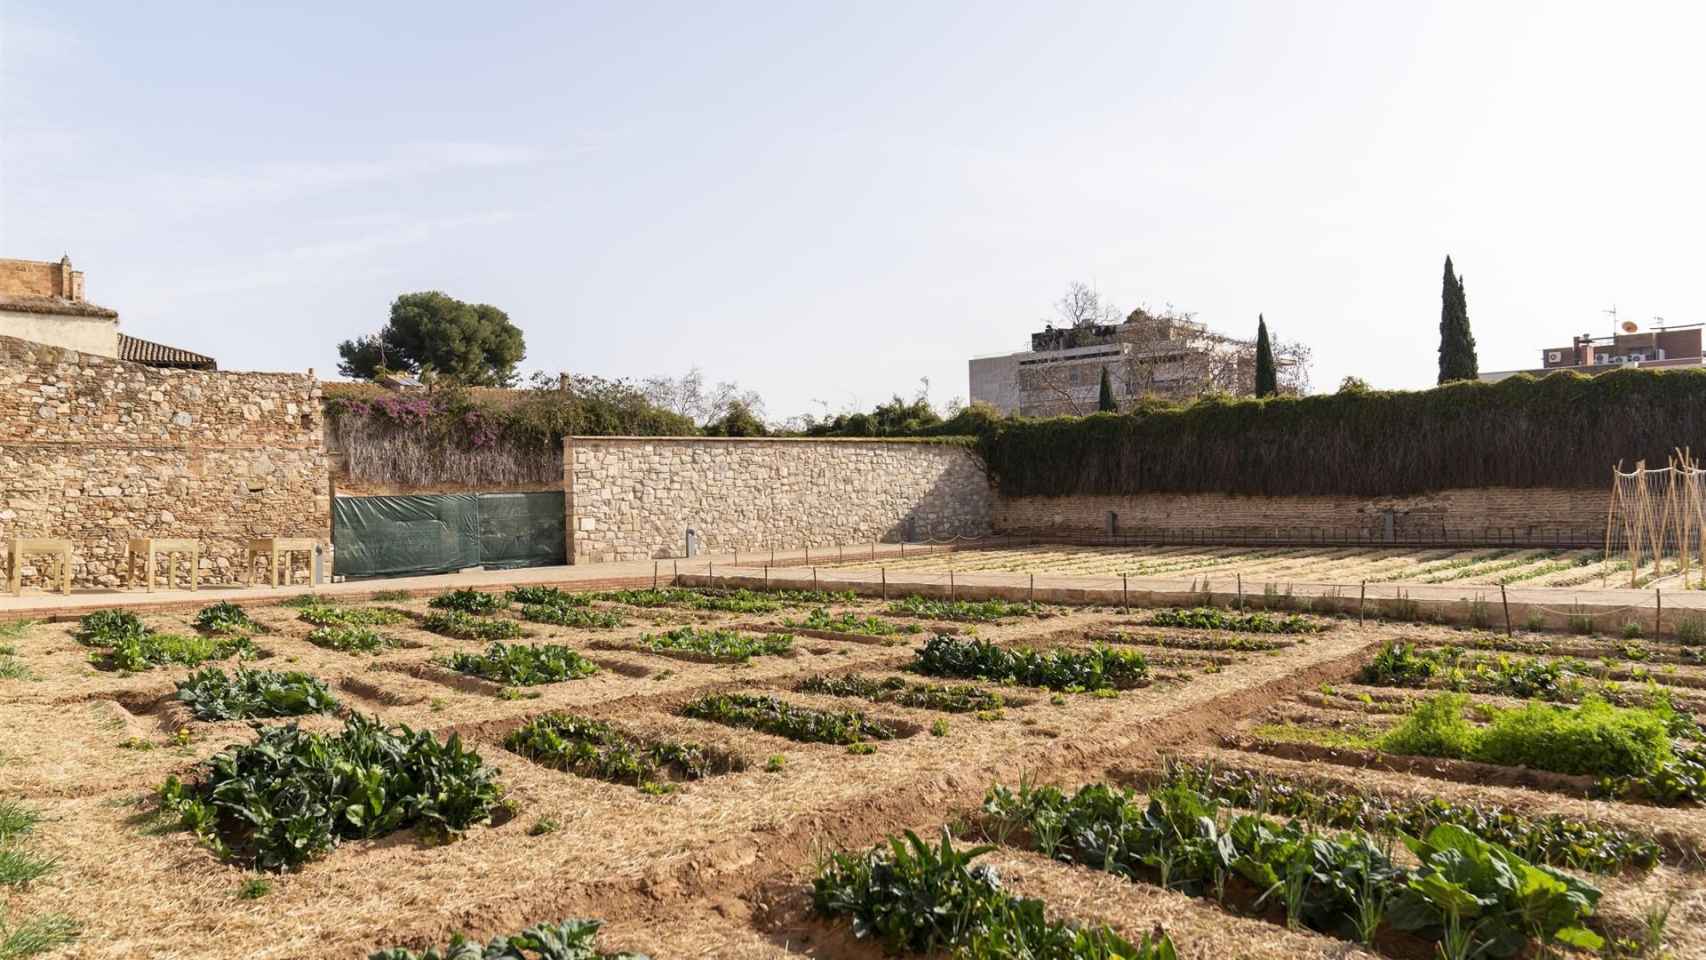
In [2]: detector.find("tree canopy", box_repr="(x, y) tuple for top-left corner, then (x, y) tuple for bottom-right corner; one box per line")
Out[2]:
(1097, 366), (1118, 411)
(338, 291), (527, 387)
(1254, 315), (1278, 397)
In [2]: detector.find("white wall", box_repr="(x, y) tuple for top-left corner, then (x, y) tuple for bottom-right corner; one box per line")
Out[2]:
(0, 310), (119, 357)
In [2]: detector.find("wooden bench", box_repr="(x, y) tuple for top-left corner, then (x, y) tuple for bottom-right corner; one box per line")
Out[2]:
(8, 538), (72, 596)
(126, 538), (200, 592)
(246, 537), (322, 587)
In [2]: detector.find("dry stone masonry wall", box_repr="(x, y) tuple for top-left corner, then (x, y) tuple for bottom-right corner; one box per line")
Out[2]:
(0, 335), (328, 587)
(566, 437), (993, 562)
(995, 487), (1612, 542)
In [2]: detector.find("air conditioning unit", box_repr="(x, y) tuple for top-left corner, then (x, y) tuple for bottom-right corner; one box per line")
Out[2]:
(1546, 351), (1563, 364)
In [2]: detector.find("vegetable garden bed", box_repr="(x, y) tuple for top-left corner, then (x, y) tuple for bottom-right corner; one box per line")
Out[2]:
(504, 712), (743, 791)
(680, 693), (907, 745)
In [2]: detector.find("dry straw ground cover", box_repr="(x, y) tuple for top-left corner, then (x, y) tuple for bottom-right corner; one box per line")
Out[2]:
(3, 587), (1705, 958)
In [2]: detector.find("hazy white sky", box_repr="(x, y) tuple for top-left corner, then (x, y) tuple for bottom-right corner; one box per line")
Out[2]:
(3, 1), (1702, 418)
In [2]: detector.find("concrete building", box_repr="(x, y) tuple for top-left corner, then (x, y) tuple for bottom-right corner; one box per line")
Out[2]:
(1480, 322), (1704, 382)
(0, 255), (215, 369)
(970, 309), (1304, 416)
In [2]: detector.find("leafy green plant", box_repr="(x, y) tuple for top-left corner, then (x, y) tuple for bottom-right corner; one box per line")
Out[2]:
(911, 635), (1148, 691)
(505, 713), (734, 788)
(1147, 607), (1323, 634)
(367, 918), (649, 960)
(421, 610), (526, 642)
(519, 605), (623, 629)
(296, 603), (409, 628)
(158, 714), (502, 871)
(175, 667), (339, 721)
(74, 609), (146, 647)
(1373, 693), (1676, 781)
(640, 628), (792, 663)
(784, 608), (921, 636)
(681, 693), (897, 745)
(102, 631), (256, 672)
(236, 877), (272, 900)
(931, 719), (950, 737)
(812, 828), (1174, 959)
(428, 589), (507, 614)
(438, 642), (599, 686)
(1161, 761), (1660, 874)
(528, 817), (559, 837)
(369, 590), (413, 602)
(887, 596), (1043, 622)
(1675, 617), (1706, 646)
(306, 625), (394, 655)
(797, 673), (1004, 713)
(764, 755), (785, 773)
(1624, 620), (1645, 640)
(193, 602), (257, 636)
(507, 586), (591, 607)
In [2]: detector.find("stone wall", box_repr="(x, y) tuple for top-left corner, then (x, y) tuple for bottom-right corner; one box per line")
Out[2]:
(0, 335), (328, 587)
(566, 437), (992, 562)
(994, 486), (1611, 542)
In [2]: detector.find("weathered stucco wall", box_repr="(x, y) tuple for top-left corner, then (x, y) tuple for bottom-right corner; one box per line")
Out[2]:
(0, 309), (119, 358)
(994, 486), (1612, 542)
(566, 437), (992, 562)
(0, 335), (329, 587)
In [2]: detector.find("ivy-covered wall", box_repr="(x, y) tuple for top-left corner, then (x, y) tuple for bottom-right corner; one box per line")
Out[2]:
(978, 369), (1705, 498)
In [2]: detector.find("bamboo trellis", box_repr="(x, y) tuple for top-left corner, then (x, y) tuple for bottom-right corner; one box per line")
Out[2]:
(1604, 452), (1706, 588)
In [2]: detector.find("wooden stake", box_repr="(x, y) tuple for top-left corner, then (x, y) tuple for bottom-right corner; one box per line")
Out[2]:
(1359, 581), (1367, 624)
(1122, 574), (1129, 613)
(1500, 583), (1512, 636)
(653, 561), (658, 590)
(1236, 573), (1243, 611)
(1656, 588), (1663, 637)
(882, 567), (887, 600)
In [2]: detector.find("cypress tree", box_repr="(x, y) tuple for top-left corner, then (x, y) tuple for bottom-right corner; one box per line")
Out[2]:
(1438, 255), (1479, 383)
(1097, 366), (1117, 412)
(1254, 314), (1277, 397)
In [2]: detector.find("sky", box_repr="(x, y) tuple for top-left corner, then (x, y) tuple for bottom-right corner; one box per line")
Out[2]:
(3, 1), (1704, 421)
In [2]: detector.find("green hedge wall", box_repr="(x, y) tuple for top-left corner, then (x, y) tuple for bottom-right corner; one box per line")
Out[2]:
(981, 369), (1706, 498)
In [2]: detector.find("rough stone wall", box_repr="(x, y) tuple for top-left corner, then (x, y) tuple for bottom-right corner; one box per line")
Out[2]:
(994, 487), (1612, 541)
(566, 437), (992, 562)
(0, 335), (328, 587)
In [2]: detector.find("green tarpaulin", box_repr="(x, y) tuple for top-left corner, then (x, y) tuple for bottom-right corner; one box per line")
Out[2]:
(332, 492), (564, 579)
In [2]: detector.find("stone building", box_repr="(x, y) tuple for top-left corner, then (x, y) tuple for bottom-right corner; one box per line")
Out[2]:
(969, 308), (1310, 416)
(0, 255), (215, 370)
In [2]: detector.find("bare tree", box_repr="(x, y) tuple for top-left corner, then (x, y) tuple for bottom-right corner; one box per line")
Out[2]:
(642, 367), (766, 427)
(1052, 281), (1121, 328)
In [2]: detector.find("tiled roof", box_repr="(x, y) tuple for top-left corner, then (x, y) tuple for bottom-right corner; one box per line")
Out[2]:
(118, 333), (217, 370)
(0, 295), (119, 319)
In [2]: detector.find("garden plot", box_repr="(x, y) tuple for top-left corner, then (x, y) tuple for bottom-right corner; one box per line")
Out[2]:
(7, 588), (1706, 959)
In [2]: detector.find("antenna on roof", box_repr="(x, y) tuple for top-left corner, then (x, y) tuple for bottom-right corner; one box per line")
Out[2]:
(1603, 305), (1619, 336)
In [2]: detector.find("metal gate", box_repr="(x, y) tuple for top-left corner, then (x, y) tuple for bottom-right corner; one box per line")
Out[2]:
(332, 492), (566, 580)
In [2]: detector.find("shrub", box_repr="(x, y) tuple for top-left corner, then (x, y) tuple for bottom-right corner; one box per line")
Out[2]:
(159, 714), (502, 871)
(192, 602), (256, 636)
(175, 667), (339, 721)
(681, 694), (897, 745)
(641, 628), (792, 662)
(438, 642), (599, 686)
(505, 713), (731, 788)
(428, 589), (506, 614)
(911, 635), (1148, 691)
(421, 610), (526, 642)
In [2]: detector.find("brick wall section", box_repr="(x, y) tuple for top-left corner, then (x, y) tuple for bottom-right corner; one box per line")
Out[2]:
(994, 487), (1612, 540)
(0, 335), (328, 587)
(565, 437), (993, 562)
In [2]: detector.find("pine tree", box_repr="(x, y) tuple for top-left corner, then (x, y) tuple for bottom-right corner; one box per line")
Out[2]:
(1097, 366), (1117, 412)
(1438, 256), (1478, 383)
(1254, 314), (1278, 397)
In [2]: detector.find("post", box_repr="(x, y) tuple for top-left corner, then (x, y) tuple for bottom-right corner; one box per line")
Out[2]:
(653, 561), (659, 590)
(1236, 573), (1243, 611)
(1656, 588), (1663, 637)
(1500, 583), (1512, 636)
(673, 559), (678, 585)
(813, 567), (818, 592)
(1030, 572), (1035, 604)
(949, 570), (955, 601)
(764, 566), (769, 588)
(882, 567), (888, 600)
(1359, 580), (1367, 624)
(1122, 574), (1129, 613)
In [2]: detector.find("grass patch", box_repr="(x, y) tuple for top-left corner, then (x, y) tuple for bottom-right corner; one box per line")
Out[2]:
(437, 642), (600, 686)
(681, 693), (897, 745)
(796, 673), (1004, 713)
(641, 627), (792, 662)
(420, 610), (526, 642)
(911, 635), (1148, 691)
(505, 713), (737, 788)
(0, 908), (79, 959)
(159, 714), (502, 871)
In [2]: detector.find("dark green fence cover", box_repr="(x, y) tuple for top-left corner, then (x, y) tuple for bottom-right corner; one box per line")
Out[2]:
(332, 492), (564, 579)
